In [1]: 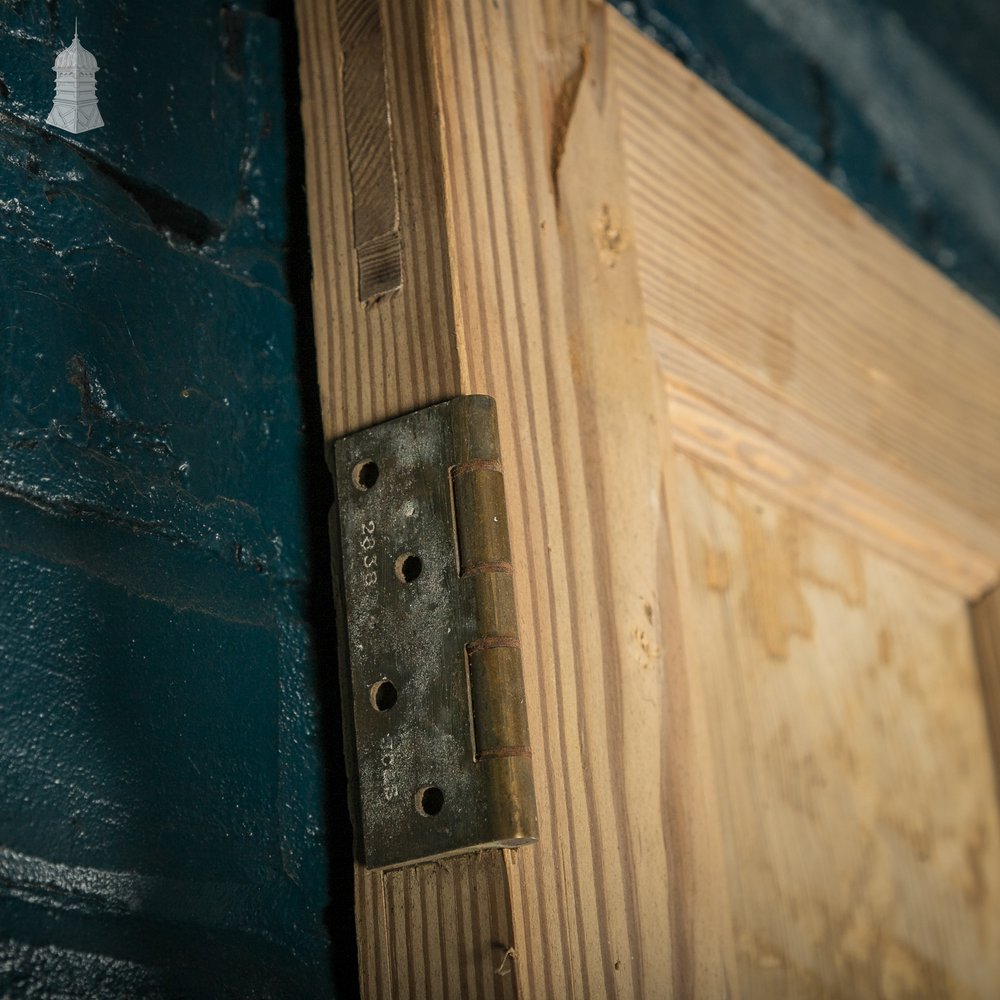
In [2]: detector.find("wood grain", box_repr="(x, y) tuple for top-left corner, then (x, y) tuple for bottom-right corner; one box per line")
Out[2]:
(675, 453), (1000, 997)
(433, 3), (732, 993)
(298, 0), (730, 995)
(298, 2), (1000, 996)
(611, 13), (1000, 578)
(297, 2), (489, 994)
(297, 0), (460, 446)
(667, 377), (998, 597)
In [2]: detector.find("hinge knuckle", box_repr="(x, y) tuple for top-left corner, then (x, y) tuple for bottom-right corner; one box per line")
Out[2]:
(466, 572), (519, 638)
(452, 466), (513, 575)
(468, 644), (530, 757)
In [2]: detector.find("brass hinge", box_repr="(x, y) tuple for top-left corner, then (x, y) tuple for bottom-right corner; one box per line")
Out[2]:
(332, 395), (539, 869)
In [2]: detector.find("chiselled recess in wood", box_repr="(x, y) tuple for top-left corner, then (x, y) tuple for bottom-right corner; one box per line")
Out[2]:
(335, 0), (402, 300)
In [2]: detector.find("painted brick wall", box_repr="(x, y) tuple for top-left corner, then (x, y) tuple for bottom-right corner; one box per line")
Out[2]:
(0, 3), (353, 996)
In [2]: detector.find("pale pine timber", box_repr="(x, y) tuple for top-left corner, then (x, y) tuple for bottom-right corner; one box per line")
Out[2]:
(296, 1), (512, 995)
(433, 3), (733, 994)
(674, 454), (1000, 997)
(297, 0), (730, 997)
(299, 2), (996, 997)
(298, 0), (460, 443)
(611, 12), (1000, 590)
(666, 376), (998, 597)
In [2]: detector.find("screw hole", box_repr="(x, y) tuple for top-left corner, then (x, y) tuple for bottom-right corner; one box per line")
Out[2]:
(416, 785), (444, 817)
(370, 679), (397, 712)
(352, 460), (379, 491)
(395, 553), (422, 583)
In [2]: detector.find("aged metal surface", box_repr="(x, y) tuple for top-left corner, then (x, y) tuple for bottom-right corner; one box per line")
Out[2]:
(333, 396), (537, 869)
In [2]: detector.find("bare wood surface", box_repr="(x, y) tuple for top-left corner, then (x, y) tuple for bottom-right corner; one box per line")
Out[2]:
(299, 2), (1000, 996)
(667, 377), (998, 597)
(298, 0), (460, 445)
(297, 2), (503, 994)
(611, 13), (1000, 580)
(298, 0), (729, 996)
(434, 3), (734, 993)
(676, 453), (1000, 997)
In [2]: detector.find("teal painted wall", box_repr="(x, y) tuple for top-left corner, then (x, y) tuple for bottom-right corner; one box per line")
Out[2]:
(0, 2), (353, 996)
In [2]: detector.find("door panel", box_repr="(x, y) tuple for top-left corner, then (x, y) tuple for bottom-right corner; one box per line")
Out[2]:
(675, 452), (1000, 997)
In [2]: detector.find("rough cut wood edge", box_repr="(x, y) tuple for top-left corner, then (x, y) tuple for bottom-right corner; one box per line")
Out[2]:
(972, 589), (1000, 807)
(610, 10), (1000, 558)
(666, 375), (999, 599)
(298, 0), (733, 995)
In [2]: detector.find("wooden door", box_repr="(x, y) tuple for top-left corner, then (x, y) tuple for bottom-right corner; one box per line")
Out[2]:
(296, 1), (1000, 996)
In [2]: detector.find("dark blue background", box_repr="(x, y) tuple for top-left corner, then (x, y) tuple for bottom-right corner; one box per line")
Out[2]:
(0, 2), (353, 996)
